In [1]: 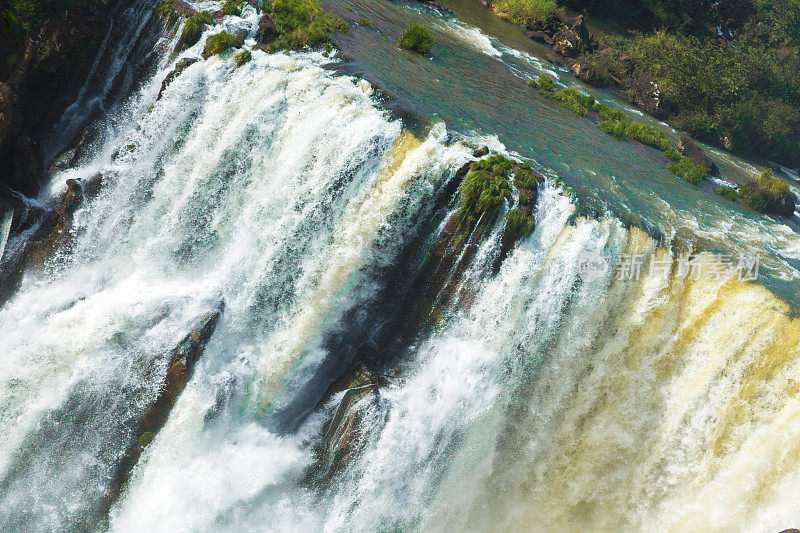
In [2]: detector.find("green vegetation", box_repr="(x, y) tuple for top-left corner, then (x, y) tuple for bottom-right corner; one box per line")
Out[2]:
(202, 30), (242, 58)
(137, 431), (155, 450)
(503, 209), (536, 246)
(552, 88), (595, 116)
(492, 0), (557, 27)
(528, 75), (556, 98)
(666, 156), (707, 185)
(154, 0), (179, 25)
(530, 78), (710, 185)
(716, 186), (739, 202)
(569, 0), (800, 166)
(358, 17), (371, 27)
(2, 0), (76, 33)
(513, 166), (540, 189)
(223, 0), (247, 15)
(234, 48), (252, 66)
(178, 11), (213, 51)
(398, 24), (434, 54)
(459, 168), (512, 223)
(454, 152), (541, 252)
(260, 0), (348, 51)
(740, 169), (794, 214)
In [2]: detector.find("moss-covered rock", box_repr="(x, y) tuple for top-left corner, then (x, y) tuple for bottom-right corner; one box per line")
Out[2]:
(260, 0), (348, 52)
(177, 11), (213, 52)
(154, 0), (179, 25)
(503, 209), (535, 248)
(234, 49), (252, 66)
(222, 0), (247, 16)
(202, 30), (242, 59)
(740, 170), (796, 217)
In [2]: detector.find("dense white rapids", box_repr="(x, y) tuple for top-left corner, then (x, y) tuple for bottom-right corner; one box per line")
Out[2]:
(2, 9), (800, 533)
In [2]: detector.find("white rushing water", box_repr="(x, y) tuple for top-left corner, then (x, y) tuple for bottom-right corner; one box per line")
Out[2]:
(2, 7), (800, 533)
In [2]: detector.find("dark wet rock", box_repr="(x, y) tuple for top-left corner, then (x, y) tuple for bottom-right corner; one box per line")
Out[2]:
(23, 178), (83, 268)
(0, 82), (12, 147)
(104, 305), (224, 508)
(473, 146), (489, 158)
(225, 23), (251, 43)
(48, 146), (79, 174)
(307, 363), (387, 482)
(257, 14), (279, 44)
(526, 30), (553, 45)
(626, 77), (670, 119)
(678, 137), (718, 176)
(157, 57), (199, 101)
(0, 0), (117, 194)
(11, 136), (41, 192)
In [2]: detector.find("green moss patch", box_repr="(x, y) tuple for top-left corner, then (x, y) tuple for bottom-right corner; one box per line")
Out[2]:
(398, 24), (434, 55)
(154, 0), (179, 25)
(137, 431), (155, 450)
(454, 152), (542, 253)
(178, 11), (213, 51)
(261, 0), (348, 52)
(203, 30), (242, 59)
(234, 48), (252, 66)
(503, 209), (536, 247)
(223, 0), (247, 15)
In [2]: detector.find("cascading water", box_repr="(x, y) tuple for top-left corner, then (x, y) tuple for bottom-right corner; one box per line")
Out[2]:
(2, 0), (800, 531)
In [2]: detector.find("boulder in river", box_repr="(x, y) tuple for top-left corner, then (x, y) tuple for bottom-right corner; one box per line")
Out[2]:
(678, 137), (718, 176)
(257, 14), (279, 44)
(308, 363), (387, 482)
(23, 178), (83, 268)
(626, 77), (670, 119)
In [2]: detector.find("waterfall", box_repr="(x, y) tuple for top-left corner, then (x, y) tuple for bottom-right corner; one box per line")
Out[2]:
(1, 5), (800, 533)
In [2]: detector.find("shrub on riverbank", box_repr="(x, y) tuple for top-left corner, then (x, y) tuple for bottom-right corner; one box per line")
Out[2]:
(570, 6), (800, 167)
(202, 31), (242, 58)
(398, 24), (434, 54)
(493, 0), (556, 27)
(261, 0), (348, 51)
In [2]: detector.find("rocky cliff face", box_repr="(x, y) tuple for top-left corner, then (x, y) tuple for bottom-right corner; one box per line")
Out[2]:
(0, 0), (117, 195)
